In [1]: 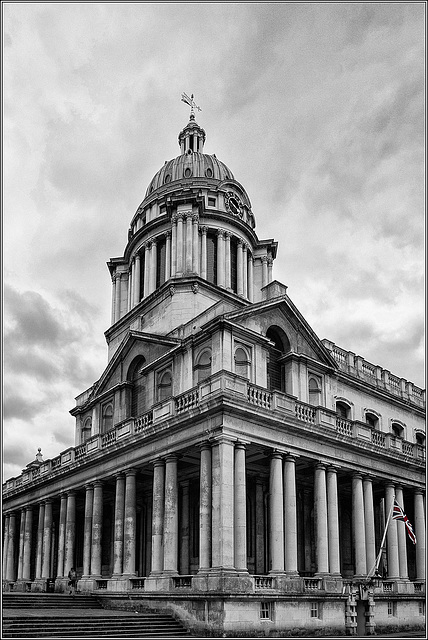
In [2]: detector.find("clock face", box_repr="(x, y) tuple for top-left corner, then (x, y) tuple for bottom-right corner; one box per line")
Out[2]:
(226, 192), (243, 217)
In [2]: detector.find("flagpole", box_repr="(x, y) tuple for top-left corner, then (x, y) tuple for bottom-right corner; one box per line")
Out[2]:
(367, 497), (394, 579)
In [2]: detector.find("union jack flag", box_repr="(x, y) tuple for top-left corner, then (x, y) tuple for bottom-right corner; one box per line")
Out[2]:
(392, 499), (417, 545)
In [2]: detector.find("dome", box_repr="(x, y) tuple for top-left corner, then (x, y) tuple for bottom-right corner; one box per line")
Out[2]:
(145, 153), (235, 197)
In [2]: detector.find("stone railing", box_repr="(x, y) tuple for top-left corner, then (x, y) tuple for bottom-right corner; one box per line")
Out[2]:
(322, 339), (425, 408)
(254, 575), (274, 589)
(3, 371), (425, 496)
(130, 578), (145, 590)
(304, 578), (322, 590)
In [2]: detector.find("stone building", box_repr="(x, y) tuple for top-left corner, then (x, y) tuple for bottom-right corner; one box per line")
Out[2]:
(2, 108), (426, 637)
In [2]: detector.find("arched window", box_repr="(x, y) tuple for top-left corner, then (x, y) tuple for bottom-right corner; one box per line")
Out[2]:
(195, 349), (212, 383)
(128, 356), (146, 418)
(81, 417), (92, 443)
(365, 411), (379, 429)
(336, 401), (351, 419)
(102, 404), (114, 432)
(266, 327), (290, 392)
(391, 422), (404, 438)
(157, 369), (173, 402)
(235, 346), (251, 379)
(230, 237), (238, 293)
(308, 376), (321, 406)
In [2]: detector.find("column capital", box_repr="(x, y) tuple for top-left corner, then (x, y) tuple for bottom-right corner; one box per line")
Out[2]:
(284, 453), (299, 462)
(235, 442), (247, 451)
(315, 461), (327, 470)
(267, 257), (274, 266)
(224, 230), (232, 239)
(192, 213), (199, 222)
(164, 230), (171, 239)
(198, 441), (212, 452)
(124, 468), (137, 477)
(271, 449), (283, 460)
(84, 483), (94, 491)
(261, 255), (268, 263)
(67, 489), (76, 497)
(153, 458), (165, 469)
(200, 226), (208, 235)
(217, 228), (225, 238)
(93, 480), (103, 488)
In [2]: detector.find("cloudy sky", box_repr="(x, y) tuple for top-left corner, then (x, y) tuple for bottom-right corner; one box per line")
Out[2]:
(3, 2), (425, 480)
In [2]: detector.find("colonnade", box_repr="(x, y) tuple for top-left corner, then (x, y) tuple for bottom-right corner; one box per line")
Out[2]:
(3, 446), (425, 587)
(111, 216), (274, 323)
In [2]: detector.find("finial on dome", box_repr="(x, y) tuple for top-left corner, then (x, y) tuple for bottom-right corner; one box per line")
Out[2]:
(181, 92), (201, 120)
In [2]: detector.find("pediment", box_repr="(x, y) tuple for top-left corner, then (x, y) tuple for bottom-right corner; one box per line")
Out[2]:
(224, 295), (338, 370)
(90, 330), (181, 401)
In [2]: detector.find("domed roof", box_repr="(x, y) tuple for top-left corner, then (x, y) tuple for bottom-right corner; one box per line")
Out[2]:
(145, 153), (235, 197)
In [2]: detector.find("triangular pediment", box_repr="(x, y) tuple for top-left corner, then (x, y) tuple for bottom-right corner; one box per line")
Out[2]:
(224, 293), (338, 370)
(90, 330), (181, 402)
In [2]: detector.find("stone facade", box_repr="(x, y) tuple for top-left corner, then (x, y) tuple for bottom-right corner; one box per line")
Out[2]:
(2, 112), (425, 637)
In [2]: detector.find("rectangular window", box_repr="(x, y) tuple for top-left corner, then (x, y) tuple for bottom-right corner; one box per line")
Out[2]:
(419, 601), (425, 616)
(260, 602), (272, 620)
(310, 602), (319, 618)
(208, 197), (216, 207)
(387, 601), (397, 616)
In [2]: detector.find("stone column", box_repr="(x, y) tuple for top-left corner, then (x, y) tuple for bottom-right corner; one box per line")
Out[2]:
(42, 500), (53, 579)
(211, 437), (235, 570)
(6, 512), (17, 581)
(237, 240), (244, 296)
(180, 481), (190, 575)
(82, 484), (93, 578)
(234, 443), (247, 572)
(217, 230), (225, 287)
(395, 487), (408, 580)
(199, 444), (212, 572)
(114, 273), (121, 323)
(186, 214), (193, 273)
(268, 257), (273, 283)
(176, 214), (184, 275)
(144, 243), (151, 296)
(255, 478), (265, 574)
(262, 256), (268, 288)
(22, 506), (33, 580)
(247, 255), (254, 302)
(35, 503), (45, 580)
(90, 482), (103, 577)
(127, 267), (132, 311)
(57, 493), (67, 578)
(64, 491), (76, 576)
(269, 451), (284, 573)
(112, 473), (125, 577)
(284, 455), (298, 574)
(200, 227), (207, 280)
(363, 476), (376, 577)
(414, 491), (425, 581)
(151, 459), (165, 574)
(111, 275), (116, 324)
(165, 231), (171, 281)
(224, 232), (231, 289)
(3, 514), (10, 580)
(192, 216), (199, 274)
(326, 467), (340, 576)
(385, 483), (399, 579)
(123, 469), (137, 576)
(314, 463), (329, 575)
(243, 244), (248, 298)
(150, 239), (157, 293)
(171, 216), (177, 277)
(17, 509), (25, 580)
(163, 456), (178, 574)
(352, 473), (366, 576)
(134, 252), (141, 305)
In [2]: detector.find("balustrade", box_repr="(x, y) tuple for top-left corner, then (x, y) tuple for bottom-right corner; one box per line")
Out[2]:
(134, 411), (153, 433)
(304, 578), (321, 590)
(247, 384), (272, 409)
(101, 429), (116, 448)
(295, 401), (316, 424)
(371, 431), (386, 447)
(254, 576), (274, 589)
(336, 417), (353, 437)
(175, 388), (199, 413)
(173, 576), (192, 588)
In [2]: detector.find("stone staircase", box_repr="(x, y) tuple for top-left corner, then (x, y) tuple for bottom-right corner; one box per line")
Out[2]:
(2, 593), (190, 638)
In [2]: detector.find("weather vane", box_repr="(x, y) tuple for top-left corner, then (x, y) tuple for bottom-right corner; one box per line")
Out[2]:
(181, 92), (202, 118)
